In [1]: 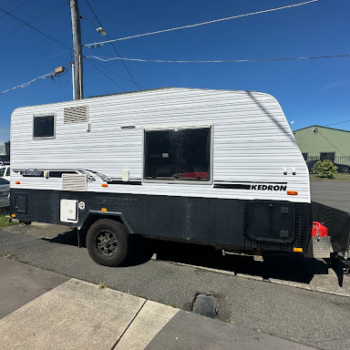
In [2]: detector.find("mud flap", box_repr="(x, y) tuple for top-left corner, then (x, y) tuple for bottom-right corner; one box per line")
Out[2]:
(311, 202), (350, 255)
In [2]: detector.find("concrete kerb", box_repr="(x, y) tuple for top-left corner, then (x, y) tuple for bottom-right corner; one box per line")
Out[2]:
(171, 261), (350, 298)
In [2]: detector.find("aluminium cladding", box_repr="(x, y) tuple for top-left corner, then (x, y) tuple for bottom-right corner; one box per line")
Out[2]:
(11, 87), (263, 111)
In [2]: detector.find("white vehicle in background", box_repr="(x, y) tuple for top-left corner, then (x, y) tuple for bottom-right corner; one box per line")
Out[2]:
(0, 178), (10, 208)
(0, 165), (10, 182)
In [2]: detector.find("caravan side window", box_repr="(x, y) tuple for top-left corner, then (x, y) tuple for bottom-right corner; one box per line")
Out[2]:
(144, 127), (211, 181)
(33, 115), (55, 138)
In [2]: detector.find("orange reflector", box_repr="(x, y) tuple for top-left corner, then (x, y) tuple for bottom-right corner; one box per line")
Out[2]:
(11, 214), (16, 218)
(101, 208), (107, 212)
(287, 191), (298, 196)
(101, 184), (108, 188)
(15, 181), (20, 185)
(293, 247), (303, 253)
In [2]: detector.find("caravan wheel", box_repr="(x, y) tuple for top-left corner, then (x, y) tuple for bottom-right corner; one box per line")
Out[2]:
(86, 219), (129, 267)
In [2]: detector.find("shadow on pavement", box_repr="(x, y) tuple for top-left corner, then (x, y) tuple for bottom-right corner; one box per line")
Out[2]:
(42, 230), (337, 285)
(152, 240), (330, 285)
(42, 229), (78, 246)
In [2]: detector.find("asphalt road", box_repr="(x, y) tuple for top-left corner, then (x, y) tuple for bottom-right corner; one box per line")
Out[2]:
(310, 180), (350, 213)
(1, 229), (350, 350)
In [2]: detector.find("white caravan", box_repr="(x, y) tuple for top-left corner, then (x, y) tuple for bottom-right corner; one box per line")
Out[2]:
(10, 88), (349, 266)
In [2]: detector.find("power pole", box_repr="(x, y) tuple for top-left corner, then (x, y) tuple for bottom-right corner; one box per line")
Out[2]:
(70, 0), (83, 100)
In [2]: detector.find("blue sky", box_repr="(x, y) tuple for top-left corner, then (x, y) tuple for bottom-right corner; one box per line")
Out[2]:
(0, 0), (349, 142)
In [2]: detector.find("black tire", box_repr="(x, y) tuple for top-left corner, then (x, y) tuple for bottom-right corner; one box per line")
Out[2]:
(86, 219), (129, 267)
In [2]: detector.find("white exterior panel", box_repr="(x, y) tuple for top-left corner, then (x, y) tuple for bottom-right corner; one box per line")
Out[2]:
(11, 88), (310, 203)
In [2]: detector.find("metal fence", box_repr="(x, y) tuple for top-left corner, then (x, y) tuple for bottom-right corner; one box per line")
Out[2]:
(305, 156), (350, 173)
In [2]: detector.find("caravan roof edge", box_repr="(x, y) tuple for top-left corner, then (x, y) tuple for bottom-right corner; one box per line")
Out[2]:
(11, 87), (269, 114)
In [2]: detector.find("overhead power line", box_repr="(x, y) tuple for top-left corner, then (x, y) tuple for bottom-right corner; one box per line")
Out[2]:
(87, 53), (350, 64)
(84, 0), (325, 48)
(85, 57), (126, 92)
(0, 62), (73, 97)
(83, 0), (103, 27)
(0, 1), (68, 41)
(0, 0), (30, 21)
(83, 0), (141, 90)
(87, 58), (141, 86)
(0, 5), (71, 49)
(317, 129), (347, 156)
(325, 119), (350, 127)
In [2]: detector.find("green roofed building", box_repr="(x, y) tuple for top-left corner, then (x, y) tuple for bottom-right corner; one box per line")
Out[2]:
(293, 125), (350, 170)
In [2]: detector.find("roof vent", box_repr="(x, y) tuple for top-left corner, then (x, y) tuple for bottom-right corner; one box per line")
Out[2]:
(64, 105), (88, 124)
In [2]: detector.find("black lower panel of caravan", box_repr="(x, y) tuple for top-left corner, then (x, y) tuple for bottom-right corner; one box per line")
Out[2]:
(11, 189), (313, 253)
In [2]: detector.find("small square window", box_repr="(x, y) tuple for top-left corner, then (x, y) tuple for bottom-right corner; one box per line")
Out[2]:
(33, 115), (54, 138)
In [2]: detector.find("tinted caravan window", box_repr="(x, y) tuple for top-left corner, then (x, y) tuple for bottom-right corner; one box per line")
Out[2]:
(33, 115), (54, 138)
(144, 127), (211, 181)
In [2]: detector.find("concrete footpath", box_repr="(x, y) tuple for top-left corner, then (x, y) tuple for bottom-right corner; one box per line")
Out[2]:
(0, 258), (316, 350)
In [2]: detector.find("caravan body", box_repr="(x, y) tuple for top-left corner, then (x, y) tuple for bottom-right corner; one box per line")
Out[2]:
(11, 88), (315, 265)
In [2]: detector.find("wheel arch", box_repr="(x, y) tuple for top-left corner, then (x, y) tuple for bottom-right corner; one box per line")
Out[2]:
(78, 211), (134, 248)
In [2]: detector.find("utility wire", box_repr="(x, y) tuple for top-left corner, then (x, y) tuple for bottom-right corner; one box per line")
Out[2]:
(49, 49), (73, 59)
(87, 58), (142, 86)
(83, 0), (141, 90)
(0, 5), (71, 49)
(0, 62), (73, 96)
(317, 129), (347, 156)
(87, 53), (350, 64)
(0, 0), (30, 21)
(85, 57), (126, 92)
(325, 119), (350, 127)
(84, 0), (325, 48)
(0, 1), (68, 40)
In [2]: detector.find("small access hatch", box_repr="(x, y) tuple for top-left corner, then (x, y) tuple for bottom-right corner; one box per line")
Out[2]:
(60, 199), (78, 223)
(14, 193), (28, 214)
(247, 201), (295, 243)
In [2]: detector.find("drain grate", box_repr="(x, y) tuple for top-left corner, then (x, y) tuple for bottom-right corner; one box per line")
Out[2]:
(192, 294), (217, 319)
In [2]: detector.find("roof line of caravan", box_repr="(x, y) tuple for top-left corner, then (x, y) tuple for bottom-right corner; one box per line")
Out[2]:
(87, 86), (175, 99)
(11, 87), (267, 111)
(86, 87), (261, 100)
